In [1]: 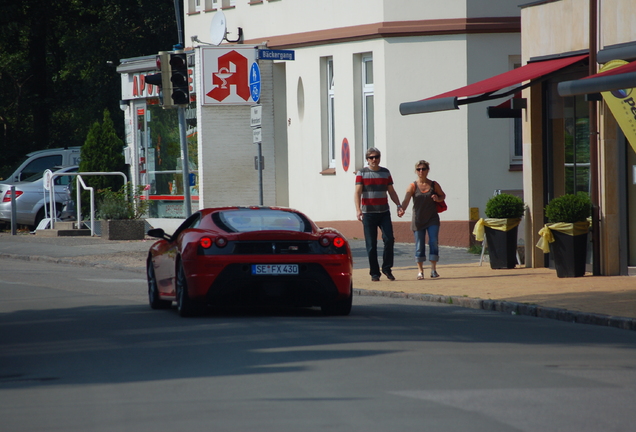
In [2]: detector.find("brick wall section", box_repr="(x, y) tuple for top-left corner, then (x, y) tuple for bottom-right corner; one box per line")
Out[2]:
(196, 54), (276, 208)
(315, 220), (478, 248)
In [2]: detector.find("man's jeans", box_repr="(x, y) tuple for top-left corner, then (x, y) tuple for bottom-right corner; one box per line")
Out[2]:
(362, 211), (395, 277)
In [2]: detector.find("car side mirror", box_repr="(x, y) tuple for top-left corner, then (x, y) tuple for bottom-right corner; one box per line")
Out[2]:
(147, 228), (172, 241)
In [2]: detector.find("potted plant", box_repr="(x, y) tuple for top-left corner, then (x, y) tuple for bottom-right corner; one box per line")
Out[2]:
(98, 183), (150, 240)
(537, 192), (591, 277)
(473, 193), (525, 269)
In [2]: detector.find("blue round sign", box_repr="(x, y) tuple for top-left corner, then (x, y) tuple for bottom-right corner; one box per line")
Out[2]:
(249, 62), (261, 102)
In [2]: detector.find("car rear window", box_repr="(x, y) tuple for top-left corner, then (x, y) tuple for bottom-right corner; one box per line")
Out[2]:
(216, 209), (310, 233)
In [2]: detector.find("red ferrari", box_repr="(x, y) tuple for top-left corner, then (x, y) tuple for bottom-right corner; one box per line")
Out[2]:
(146, 206), (353, 317)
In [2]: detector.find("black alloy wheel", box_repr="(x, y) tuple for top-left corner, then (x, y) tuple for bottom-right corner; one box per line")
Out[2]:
(147, 258), (171, 309)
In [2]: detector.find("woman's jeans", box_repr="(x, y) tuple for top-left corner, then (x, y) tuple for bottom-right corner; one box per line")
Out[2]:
(362, 211), (394, 277)
(414, 224), (440, 262)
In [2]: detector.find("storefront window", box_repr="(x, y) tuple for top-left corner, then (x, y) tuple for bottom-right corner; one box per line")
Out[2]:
(563, 95), (590, 194)
(144, 102), (198, 218)
(545, 65), (589, 201)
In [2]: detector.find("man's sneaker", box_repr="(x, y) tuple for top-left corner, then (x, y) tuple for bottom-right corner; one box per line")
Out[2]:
(430, 270), (440, 279)
(371, 275), (381, 282)
(382, 270), (396, 281)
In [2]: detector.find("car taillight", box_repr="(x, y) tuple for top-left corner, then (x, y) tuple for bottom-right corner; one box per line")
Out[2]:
(2, 190), (23, 202)
(333, 236), (345, 248)
(199, 237), (213, 249)
(319, 236), (331, 247)
(215, 237), (228, 248)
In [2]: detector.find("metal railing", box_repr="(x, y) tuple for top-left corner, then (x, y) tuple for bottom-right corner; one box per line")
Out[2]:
(46, 171), (128, 236)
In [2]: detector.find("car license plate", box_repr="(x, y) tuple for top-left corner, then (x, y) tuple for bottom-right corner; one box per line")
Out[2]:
(252, 264), (299, 275)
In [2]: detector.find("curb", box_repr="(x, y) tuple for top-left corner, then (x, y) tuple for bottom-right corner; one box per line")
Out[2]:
(354, 288), (636, 332)
(3, 252), (634, 332)
(0, 253), (145, 274)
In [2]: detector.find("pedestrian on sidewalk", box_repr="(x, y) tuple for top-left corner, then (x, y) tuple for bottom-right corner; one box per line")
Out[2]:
(398, 160), (446, 280)
(354, 148), (404, 282)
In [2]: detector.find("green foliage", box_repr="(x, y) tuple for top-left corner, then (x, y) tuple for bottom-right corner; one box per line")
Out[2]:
(78, 110), (126, 215)
(97, 183), (150, 220)
(467, 244), (483, 255)
(485, 193), (525, 219)
(544, 193), (591, 223)
(80, 109), (126, 191)
(0, 0), (177, 177)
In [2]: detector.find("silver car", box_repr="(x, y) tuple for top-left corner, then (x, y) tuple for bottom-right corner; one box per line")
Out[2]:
(0, 166), (78, 230)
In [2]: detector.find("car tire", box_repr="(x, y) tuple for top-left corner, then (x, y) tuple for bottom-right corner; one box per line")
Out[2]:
(321, 283), (353, 316)
(147, 258), (171, 310)
(176, 261), (202, 317)
(32, 204), (63, 231)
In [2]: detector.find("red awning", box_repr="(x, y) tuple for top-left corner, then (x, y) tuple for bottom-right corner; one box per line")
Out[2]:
(584, 59), (636, 79)
(558, 60), (636, 96)
(401, 54), (588, 115)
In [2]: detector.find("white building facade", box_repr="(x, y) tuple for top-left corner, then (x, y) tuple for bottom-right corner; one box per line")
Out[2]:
(172, 0), (524, 245)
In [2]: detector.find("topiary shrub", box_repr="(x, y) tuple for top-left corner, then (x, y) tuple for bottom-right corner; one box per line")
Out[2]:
(485, 193), (525, 219)
(544, 193), (591, 223)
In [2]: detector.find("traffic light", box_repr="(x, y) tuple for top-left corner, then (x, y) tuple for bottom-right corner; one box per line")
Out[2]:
(145, 52), (171, 106)
(169, 52), (190, 106)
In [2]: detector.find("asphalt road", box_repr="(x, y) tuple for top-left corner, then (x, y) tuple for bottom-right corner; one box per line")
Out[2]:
(2, 260), (636, 431)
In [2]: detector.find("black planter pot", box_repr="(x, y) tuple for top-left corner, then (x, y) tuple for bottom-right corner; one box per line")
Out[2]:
(550, 230), (588, 277)
(485, 225), (518, 269)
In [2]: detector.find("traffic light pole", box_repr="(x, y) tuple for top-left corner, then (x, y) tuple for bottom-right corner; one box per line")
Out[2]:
(178, 106), (192, 218)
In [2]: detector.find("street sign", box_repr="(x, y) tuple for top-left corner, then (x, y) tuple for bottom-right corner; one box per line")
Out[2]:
(258, 49), (295, 61)
(249, 62), (261, 102)
(43, 169), (53, 191)
(253, 127), (262, 144)
(251, 104), (262, 127)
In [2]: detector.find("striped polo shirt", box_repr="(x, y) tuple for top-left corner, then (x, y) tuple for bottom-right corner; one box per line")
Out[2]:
(356, 166), (394, 213)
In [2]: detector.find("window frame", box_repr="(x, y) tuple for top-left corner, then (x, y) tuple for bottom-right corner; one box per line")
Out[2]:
(362, 55), (375, 151)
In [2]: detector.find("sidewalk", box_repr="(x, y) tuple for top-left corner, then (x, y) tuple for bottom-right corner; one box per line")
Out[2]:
(1, 232), (635, 331)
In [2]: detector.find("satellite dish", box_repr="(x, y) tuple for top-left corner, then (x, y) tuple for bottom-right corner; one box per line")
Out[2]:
(209, 10), (227, 46)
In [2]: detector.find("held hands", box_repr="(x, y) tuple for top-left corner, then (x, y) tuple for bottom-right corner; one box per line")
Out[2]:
(397, 207), (405, 218)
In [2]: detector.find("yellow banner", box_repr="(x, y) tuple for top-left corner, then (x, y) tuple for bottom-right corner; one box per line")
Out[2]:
(599, 60), (636, 152)
(472, 217), (521, 242)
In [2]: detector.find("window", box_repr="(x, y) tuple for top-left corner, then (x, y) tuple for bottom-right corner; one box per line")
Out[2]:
(544, 62), (590, 202)
(362, 55), (375, 150)
(188, 0), (203, 13)
(563, 95), (590, 194)
(327, 58), (336, 168)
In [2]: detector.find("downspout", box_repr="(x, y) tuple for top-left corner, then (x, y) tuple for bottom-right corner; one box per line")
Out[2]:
(589, 0), (601, 275)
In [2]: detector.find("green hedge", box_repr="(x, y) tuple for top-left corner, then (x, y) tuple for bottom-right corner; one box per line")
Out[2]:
(485, 193), (525, 219)
(545, 193), (591, 223)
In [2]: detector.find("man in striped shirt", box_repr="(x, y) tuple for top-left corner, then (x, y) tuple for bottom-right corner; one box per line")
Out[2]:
(354, 147), (404, 281)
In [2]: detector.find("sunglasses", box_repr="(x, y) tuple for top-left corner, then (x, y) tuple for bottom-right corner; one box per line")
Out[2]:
(416, 167), (429, 171)
(367, 155), (380, 160)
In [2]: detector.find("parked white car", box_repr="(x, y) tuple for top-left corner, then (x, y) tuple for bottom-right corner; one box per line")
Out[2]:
(0, 166), (78, 230)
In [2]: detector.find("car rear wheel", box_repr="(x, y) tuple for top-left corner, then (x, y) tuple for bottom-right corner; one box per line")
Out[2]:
(176, 261), (202, 317)
(32, 204), (63, 230)
(147, 259), (171, 310)
(321, 283), (353, 316)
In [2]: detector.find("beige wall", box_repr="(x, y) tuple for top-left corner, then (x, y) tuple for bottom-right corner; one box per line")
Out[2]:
(521, 0), (589, 62)
(601, 0), (636, 47)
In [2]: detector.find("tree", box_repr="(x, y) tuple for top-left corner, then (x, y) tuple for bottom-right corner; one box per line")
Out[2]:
(0, 0), (177, 179)
(80, 109), (126, 191)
